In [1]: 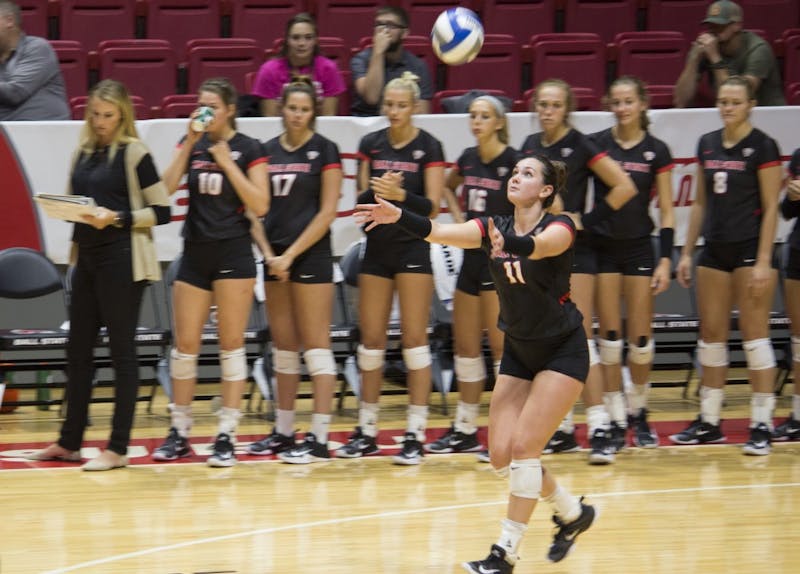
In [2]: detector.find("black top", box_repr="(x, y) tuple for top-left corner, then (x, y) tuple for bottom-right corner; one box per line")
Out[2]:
(474, 213), (583, 341)
(782, 148), (800, 249)
(455, 145), (519, 221)
(589, 128), (673, 239)
(697, 128), (781, 242)
(262, 132), (341, 254)
(181, 132), (267, 242)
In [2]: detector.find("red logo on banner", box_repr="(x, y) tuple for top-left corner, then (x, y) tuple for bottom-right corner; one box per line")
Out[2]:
(0, 126), (42, 251)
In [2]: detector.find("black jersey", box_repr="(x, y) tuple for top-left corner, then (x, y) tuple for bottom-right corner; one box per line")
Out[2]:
(455, 146), (518, 220)
(474, 213), (583, 341)
(182, 132), (267, 242)
(782, 149), (800, 249)
(697, 128), (781, 242)
(357, 128), (445, 245)
(520, 129), (606, 213)
(262, 133), (341, 253)
(588, 128), (673, 239)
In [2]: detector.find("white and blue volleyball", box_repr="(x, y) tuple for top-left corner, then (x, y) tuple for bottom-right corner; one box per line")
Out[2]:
(431, 7), (484, 66)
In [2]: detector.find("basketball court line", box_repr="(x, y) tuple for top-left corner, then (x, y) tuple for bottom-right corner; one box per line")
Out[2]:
(41, 481), (800, 574)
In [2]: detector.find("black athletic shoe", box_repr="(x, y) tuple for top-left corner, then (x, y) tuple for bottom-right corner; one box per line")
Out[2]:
(393, 432), (424, 465)
(462, 544), (514, 574)
(742, 423), (771, 456)
(246, 428), (295, 456)
(773, 414), (800, 441)
(152, 427), (191, 461)
(476, 449), (491, 463)
(543, 430), (581, 454)
(629, 408), (659, 448)
(668, 416), (726, 445)
(335, 426), (380, 458)
(425, 424), (482, 453)
(609, 422), (626, 452)
(207, 433), (236, 467)
(278, 432), (331, 464)
(547, 498), (597, 563)
(588, 428), (615, 465)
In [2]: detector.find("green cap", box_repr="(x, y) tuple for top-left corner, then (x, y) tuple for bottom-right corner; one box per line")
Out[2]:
(702, 1), (743, 25)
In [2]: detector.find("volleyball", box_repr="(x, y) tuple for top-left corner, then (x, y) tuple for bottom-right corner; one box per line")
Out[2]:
(430, 7), (484, 66)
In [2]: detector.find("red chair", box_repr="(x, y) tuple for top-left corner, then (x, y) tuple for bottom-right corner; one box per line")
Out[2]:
(739, 1), (799, 43)
(144, 0), (222, 59)
(228, 0), (309, 52)
(441, 35), (522, 100)
(96, 39), (177, 108)
(160, 94), (198, 118)
(271, 36), (351, 70)
(71, 95), (149, 119)
(315, 0), (382, 50)
(563, 0), (639, 45)
(522, 86), (601, 112)
(527, 33), (607, 108)
(59, 1), (137, 48)
(431, 89), (510, 113)
(18, 0), (52, 39)
(786, 82), (800, 105)
(612, 32), (687, 108)
(784, 34), (800, 89)
(772, 28), (800, 57)
(398, 0), (479, 38)
(481, 0), (556, 45)
(644, 0), (708, 40)
(185, 41), (263, 94)
(50, 40), (88, 101)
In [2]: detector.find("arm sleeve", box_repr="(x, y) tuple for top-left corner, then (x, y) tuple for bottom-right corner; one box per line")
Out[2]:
(0, 39), (61, 106)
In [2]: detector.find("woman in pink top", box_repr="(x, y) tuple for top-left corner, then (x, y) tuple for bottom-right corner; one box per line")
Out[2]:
(252, 12), (346, 116)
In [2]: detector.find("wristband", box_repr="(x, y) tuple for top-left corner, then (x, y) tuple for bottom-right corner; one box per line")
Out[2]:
(581, 199), (615, 229)
(396, 208), (432, 238)
(502, 233), (535, 257)
(659, 227), (674, 260)
(403, 192), (433, 216)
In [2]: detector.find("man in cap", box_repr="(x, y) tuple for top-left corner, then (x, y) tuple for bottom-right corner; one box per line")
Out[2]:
(673, 0), (785, 107)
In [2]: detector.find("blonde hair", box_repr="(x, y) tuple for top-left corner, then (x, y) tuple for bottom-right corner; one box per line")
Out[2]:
(79, 79), (139, 161)
(470, 95), (509, 144)
(384, 71), (421, 103)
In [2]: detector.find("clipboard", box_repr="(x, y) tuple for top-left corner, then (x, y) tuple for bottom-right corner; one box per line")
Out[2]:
(34, 194), (97, 223)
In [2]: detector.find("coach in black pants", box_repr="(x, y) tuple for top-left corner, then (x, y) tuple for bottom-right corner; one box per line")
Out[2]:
(27, 80), (170, 471)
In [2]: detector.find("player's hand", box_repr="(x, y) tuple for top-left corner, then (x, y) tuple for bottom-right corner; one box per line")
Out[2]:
(787, 178), (800, 201)
(676, 254), (693, 288)
(651, 259), (672, 295)
(487, 217), (506, 259)
(81, 206), (117, 229)
(208, 139), (233, 168)
(354, 196), (401, 231)
(371, 171), (405, 201)
(267, 254), (292, 282)
(748, 261), (771, 298)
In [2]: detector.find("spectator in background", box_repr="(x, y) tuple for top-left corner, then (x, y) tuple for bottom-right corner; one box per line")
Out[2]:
(350, 5), (433, 116)
(673, 0), (785, 108)
(0, 0), (69, 120)
(252, 12), (346, 117)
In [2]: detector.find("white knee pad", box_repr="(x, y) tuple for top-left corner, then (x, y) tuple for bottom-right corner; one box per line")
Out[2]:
(628, 338), (655, 365)
(697, 340), (728, 368)
(455, 355), (486, 383)
(357, 344), (385, 372)
(220, 347), (247, 381)
(304, 348), (337, 376)
(272, 348), (301, 375)
(743, 338), (776, 371)
(170, 348), (198, 380)
(403, 345), (432, 370)
(509, 458), (542, 500)
(587, 338), (601, 366)
(598, 337), (623, 366)
(792, 335), (800, 363)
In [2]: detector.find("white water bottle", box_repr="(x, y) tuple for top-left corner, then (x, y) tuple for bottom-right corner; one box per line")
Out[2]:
(190, 106), (214, 132)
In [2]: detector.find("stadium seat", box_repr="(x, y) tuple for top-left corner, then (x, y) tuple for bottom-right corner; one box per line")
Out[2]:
(563, 0), (639, 45)
(50, 40), (88, 101)
(271, 36), (351, 70)
(184, 41), (264, 94)
(315, 0), (382, 50)
(96, 39), (177, 108)
(160, 94), (198, 117)
(612, 32), (687, 108)
(70, 95), (150, 119)
(143, 0), (222, 59)
(18, 0), (52, 39)
(783, 34), (800, 89)
(644, 0), (707, 40)
(441, 34), (522, 100)
(228, 0), (309, 52)
(399, 0), (479, 38)
(738, 1), (799, 43)
(431, 89), (511, 114)
(481, 0), (556, 44)
(59, 1), (137, 48)
(786, 82), (800, 105)
(527, 33), (607, 109)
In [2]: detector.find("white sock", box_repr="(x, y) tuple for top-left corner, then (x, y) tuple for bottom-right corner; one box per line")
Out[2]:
(627, 382), (649, 413)
(793, 395), (800, 419)
(311, 412), (332, 443)
(454, 401), (480, 434)
(170, 403), (192, 438)
(217, 406), (241, 437)
(496, 518), (526, 563)
(699, 386), (724, 426)
(359, 401), (379, 437)
(586, 405), (610, 434)
(750, 392), (775, 430)
(603, 391), (627, 427)
(558, 409), (575, 433)
(541, 484), (581, 522)
(407, 404), (429, 442)
(276, 408), (295, 437)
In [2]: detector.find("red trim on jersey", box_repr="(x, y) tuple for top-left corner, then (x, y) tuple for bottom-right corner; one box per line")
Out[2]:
(549, 220), (576, 244)
(657, 162), (675, 174)
(248, 157), (268, 169)
(322, 163), (342, 171)
(587, 151), (608, 167)
(558, 291), (571, 305)
(425, 161), (447, 169)
(356, 151), (370, 162)
(758, 160), (782, 170)
(474, 218), (487, 237)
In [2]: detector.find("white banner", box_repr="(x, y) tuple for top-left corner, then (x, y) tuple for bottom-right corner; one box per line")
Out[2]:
(2, 107), (796, 264)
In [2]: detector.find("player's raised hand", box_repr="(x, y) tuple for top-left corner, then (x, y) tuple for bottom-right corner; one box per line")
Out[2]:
(354, 196), (402, 231)
(487, 217), (506, 259)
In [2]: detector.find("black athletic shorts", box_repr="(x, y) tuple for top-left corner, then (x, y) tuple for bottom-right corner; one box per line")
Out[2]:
(785, 246), (800, 280)
(360, 238), (432, 278)
(500, 326), (589, 383)
(595, 235), (655, 276)
(266, 246), (333, 284)
(698, 238), (779, 273)
(177, 236), (256, 291)
(572, 233), (598, 275)
(456, 248), (495, 296)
